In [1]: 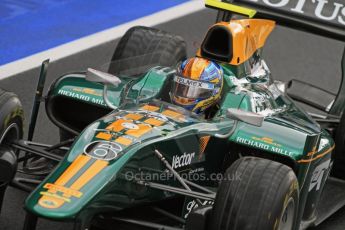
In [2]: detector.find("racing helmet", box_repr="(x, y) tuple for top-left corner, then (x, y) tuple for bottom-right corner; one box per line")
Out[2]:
(171, 57), (223, 114)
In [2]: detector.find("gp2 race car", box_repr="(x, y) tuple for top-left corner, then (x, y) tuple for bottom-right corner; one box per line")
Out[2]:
(0, 0), (345, 230)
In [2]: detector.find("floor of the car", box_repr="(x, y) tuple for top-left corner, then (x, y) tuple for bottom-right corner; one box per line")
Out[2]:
(91, 197), (185, 230)
(315, 177), (345, 226)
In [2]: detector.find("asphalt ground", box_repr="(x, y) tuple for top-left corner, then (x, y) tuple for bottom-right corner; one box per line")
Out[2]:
(0, 8), (344, 230)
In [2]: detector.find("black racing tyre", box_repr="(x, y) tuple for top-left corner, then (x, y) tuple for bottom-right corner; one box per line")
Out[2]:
(210, 157), (299, 230)
(108, 26), (187, 75)
(0, 89), (23, 214)
(0, 89), (24, 149)
(332, 111), (345, 179)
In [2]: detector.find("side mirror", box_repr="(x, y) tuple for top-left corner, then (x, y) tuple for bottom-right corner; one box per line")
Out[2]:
(86, 68), (121, 87)
(85, 68), (122, 110)
(226, 108), (264, 127)
(216, 109), (264, 139)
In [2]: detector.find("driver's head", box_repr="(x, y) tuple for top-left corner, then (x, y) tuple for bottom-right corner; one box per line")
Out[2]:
(171, 57), (223, 114)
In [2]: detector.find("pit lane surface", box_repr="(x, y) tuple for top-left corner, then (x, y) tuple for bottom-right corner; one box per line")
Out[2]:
(0, 9), (344, 230)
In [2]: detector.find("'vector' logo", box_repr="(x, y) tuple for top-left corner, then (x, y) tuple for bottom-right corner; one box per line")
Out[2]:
(172, 152), (195, 169)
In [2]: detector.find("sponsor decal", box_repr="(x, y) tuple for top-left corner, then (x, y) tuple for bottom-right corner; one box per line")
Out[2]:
(84, 141), (122, 161)
(188, 167), (205, 175)
(58, 89), (90, 101)
(242, 0), (345, 26)
(58, 89), (106, 106)
(184, 199), (214, 218)
(252, 136), (281, 147)
(43, 183), (83, 198)
(309, 159), (331, 192)
(174, 76), (214, 89)
(172, 152), (195, 169)
(39, 193), (70, 209)
(72, 87), (102, 96)
(236, 136), (296, 156)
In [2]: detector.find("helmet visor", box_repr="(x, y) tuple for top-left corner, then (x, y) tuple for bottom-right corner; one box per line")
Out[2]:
(172, 75), (215, 99)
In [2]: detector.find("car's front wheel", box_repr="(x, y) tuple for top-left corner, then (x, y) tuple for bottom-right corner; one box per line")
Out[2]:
(0, 89), (24, 214)
(210, 157), (299, 230)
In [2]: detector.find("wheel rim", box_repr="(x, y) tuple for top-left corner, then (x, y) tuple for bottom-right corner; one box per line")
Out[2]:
(0, 123), (20, 146)
(278, 198), (295, 230)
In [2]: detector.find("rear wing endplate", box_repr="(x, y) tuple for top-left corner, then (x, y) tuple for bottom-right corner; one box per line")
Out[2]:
(209, 0), (345, 41)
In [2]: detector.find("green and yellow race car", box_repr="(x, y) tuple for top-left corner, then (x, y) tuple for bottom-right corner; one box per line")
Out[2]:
(0, 1), (345, 229)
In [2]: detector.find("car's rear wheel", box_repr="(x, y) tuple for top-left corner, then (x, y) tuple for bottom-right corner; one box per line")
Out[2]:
(109, 26), (187, 76)
(210, 157), (299, 230)
(0, 89), (24, 214)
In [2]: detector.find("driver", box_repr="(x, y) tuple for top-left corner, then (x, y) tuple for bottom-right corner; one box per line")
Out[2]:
(170, 57), (223, 118)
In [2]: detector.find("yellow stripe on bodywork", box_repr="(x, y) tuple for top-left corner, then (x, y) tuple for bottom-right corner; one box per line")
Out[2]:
(126, 124), (152, 138)
(115, 136), (132, 146)
(55, 155), (91, 186)
(96, 132), (112, 140)
(141, 105), (159, 112)
(106, 119), (128, 132)
(125, 113), (143, 121)
(298, 145), (335, 163)
(205, 0), (257, 18)
(162, 110), (182, 119)
(38, 156), (108, 209)
(144, 118), (164, 126)
(70, 160), (108, 191)
(39, 155), (91, 209)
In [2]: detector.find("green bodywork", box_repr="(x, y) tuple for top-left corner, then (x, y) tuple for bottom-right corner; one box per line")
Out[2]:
(25, 65), (334, 227)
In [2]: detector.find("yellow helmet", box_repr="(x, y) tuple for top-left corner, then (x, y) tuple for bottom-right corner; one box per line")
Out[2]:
(171, 57), (223, 114)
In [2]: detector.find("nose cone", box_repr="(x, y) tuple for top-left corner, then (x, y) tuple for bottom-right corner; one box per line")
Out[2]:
(25, 102), (199, 219)
(25, 154), (109, 219)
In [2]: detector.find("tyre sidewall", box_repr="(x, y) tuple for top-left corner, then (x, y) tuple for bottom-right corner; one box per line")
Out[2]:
(211, 158), (299, 230)
(0, 95), (24, 146)
(271, 171), (299, 230)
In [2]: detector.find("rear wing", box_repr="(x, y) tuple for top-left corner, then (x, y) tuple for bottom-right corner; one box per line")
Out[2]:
(211, 0), (345, 41)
